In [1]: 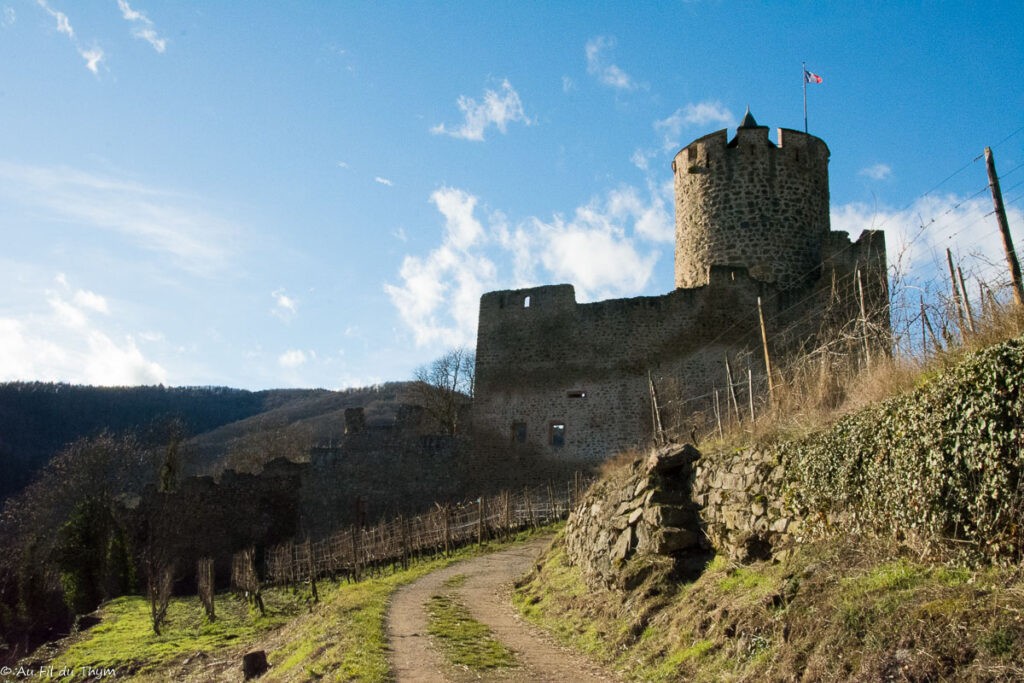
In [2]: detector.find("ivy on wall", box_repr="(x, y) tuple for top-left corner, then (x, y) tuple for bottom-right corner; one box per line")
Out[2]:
(777, 336), (1024, 563)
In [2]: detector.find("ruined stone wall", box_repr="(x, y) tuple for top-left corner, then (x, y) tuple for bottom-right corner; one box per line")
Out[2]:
(474, 268), (786, 461)
(563, 443), (802, 590)
(673, 127), (830, 290)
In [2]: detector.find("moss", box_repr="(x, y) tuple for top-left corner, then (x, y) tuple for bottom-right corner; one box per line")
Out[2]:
(426, 594), (517, 671)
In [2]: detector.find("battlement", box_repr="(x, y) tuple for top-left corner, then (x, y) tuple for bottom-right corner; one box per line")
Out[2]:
(673, 126), (829, 174)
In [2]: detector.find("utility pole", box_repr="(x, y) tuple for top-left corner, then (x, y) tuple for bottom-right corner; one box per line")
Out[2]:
(985, 146), (1024, 307)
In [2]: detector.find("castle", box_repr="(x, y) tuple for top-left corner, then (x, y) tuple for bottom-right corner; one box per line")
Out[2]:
(473, 111), (888, 461)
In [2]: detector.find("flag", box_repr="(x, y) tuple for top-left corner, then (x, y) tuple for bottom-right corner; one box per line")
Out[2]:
(804, 69), (823, 84)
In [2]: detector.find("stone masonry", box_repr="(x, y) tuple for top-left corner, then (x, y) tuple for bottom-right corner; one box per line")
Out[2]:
(563, 442), (802, 590)
(474, 113), (887, 462)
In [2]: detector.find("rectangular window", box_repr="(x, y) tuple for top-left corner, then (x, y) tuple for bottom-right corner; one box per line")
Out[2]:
(549, 421), (565, 448)
(566, 390), (587, 399)
(523, 295), (531, 308)
(511, 421), (527, 444)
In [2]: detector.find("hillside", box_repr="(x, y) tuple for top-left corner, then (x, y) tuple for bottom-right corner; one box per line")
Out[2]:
(0, 382), (411, 501)
(514, 333), (1024, 680)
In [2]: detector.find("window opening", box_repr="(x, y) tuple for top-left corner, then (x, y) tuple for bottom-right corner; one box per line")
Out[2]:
(512, 421), (527, 444)
(549, 421), (565, 448)
(524, 295), (531, 308)
(567, 390), (587, 399)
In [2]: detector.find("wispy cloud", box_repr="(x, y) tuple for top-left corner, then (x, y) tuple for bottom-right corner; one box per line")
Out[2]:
(37, 0), (105, 74)
(2, 6), (16, 27)
(859, 163), (893, 181)
(431, 79), (533, 142)
(278, 349), (309, 368)
(0, 162), (237, 275)
(655, 101), (735, 150)
(37, 0), (71, 36)
(271, 289), (298, 321)
(116, 0), (166, 53)
(81, 46), (104, 74)
(0, 278), (167, 385)
(374, 176), (394, 187)
(585, 36), (638, 90)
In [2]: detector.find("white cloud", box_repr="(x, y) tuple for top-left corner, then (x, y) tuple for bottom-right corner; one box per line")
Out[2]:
(384, 187), (498, 346)
(374, 176), (394, 187)
(2, 6), (16, 27)
(81, 46), (104, 74)
(278, 349), (308, 368)
(0, 282), (167, 385)
(585, 36), (637, 90)
(36, 0), (107, 74)
(73, 289), (110, 314)
(0, 162), (236, 275)
(655, 101), (734, 150)
(37, 0), (72, 37)
(386, 181), (671, 345)
(561, 75), (576, 93)
(431, 79), (533, 142)
(271, 289), (298, 321)
(831, 194), (1024, 288)
(337, 161), (350, 169)
(859, 163), (893, 181)
(116, 0), (167, 53)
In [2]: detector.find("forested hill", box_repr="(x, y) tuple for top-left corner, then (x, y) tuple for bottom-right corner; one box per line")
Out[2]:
(0, 382), (328, 501)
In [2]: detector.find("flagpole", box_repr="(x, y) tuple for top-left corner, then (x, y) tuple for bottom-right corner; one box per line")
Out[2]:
(802, 61), (808, 133)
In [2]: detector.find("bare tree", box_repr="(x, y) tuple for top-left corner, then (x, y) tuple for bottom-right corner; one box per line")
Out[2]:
(410, 348), (475, 436)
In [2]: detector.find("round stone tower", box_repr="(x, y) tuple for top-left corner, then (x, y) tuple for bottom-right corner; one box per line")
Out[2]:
(672, 110), (831, 290)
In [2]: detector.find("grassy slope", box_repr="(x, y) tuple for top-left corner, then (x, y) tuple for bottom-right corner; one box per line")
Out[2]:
(515, 535), (1024, 681)
(514, 333), (1024, 681)
(29, 528), (552, 682)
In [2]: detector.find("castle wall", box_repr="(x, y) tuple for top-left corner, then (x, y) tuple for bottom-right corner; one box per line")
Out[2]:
(473, 117), (888, 465)
(475, 268), (790, 461)
(673, 127), (830, 290)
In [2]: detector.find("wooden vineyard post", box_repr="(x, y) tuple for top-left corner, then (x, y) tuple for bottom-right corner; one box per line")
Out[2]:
(985, 146), (1024, 306)
(946, 248), (967, 339)
(747, 367), (755, 423)
(957, 266), (976, 333)
(857, 269), (873, 367)
(757, 297), (775, 405)
(724, 354), (740, 423)
(477, 498), (485, 547)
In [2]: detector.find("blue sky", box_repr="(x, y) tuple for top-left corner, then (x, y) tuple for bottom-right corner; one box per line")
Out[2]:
(1, 1), (1022, 389)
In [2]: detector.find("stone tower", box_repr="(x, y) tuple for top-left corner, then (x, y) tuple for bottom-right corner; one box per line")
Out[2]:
(672, 110), (831, 291)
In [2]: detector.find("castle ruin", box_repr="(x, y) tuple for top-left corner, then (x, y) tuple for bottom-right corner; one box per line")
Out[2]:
(473, 112), (888, 461)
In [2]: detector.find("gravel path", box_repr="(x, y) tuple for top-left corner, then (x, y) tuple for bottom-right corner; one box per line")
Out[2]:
(386, 536), (621, 682)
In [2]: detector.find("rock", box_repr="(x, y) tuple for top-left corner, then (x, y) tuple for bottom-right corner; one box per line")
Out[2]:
(242, 650), (269, 679)
(611, 527), (635, 562)
(656, 527), (700, 553)
(645, 444), (700, 475)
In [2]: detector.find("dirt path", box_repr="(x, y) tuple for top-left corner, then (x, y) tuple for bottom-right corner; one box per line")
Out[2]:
(387, 536), (621, 682)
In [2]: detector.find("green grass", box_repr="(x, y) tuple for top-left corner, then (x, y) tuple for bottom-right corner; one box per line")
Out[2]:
(515, 534), (1024, 681)
(37, 525), (559, 682)
(50, 590), (305, 680)
(426, 594), (517, 671)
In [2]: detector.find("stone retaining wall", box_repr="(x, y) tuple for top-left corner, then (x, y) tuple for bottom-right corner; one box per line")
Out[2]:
(563, 443), (803, 589)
